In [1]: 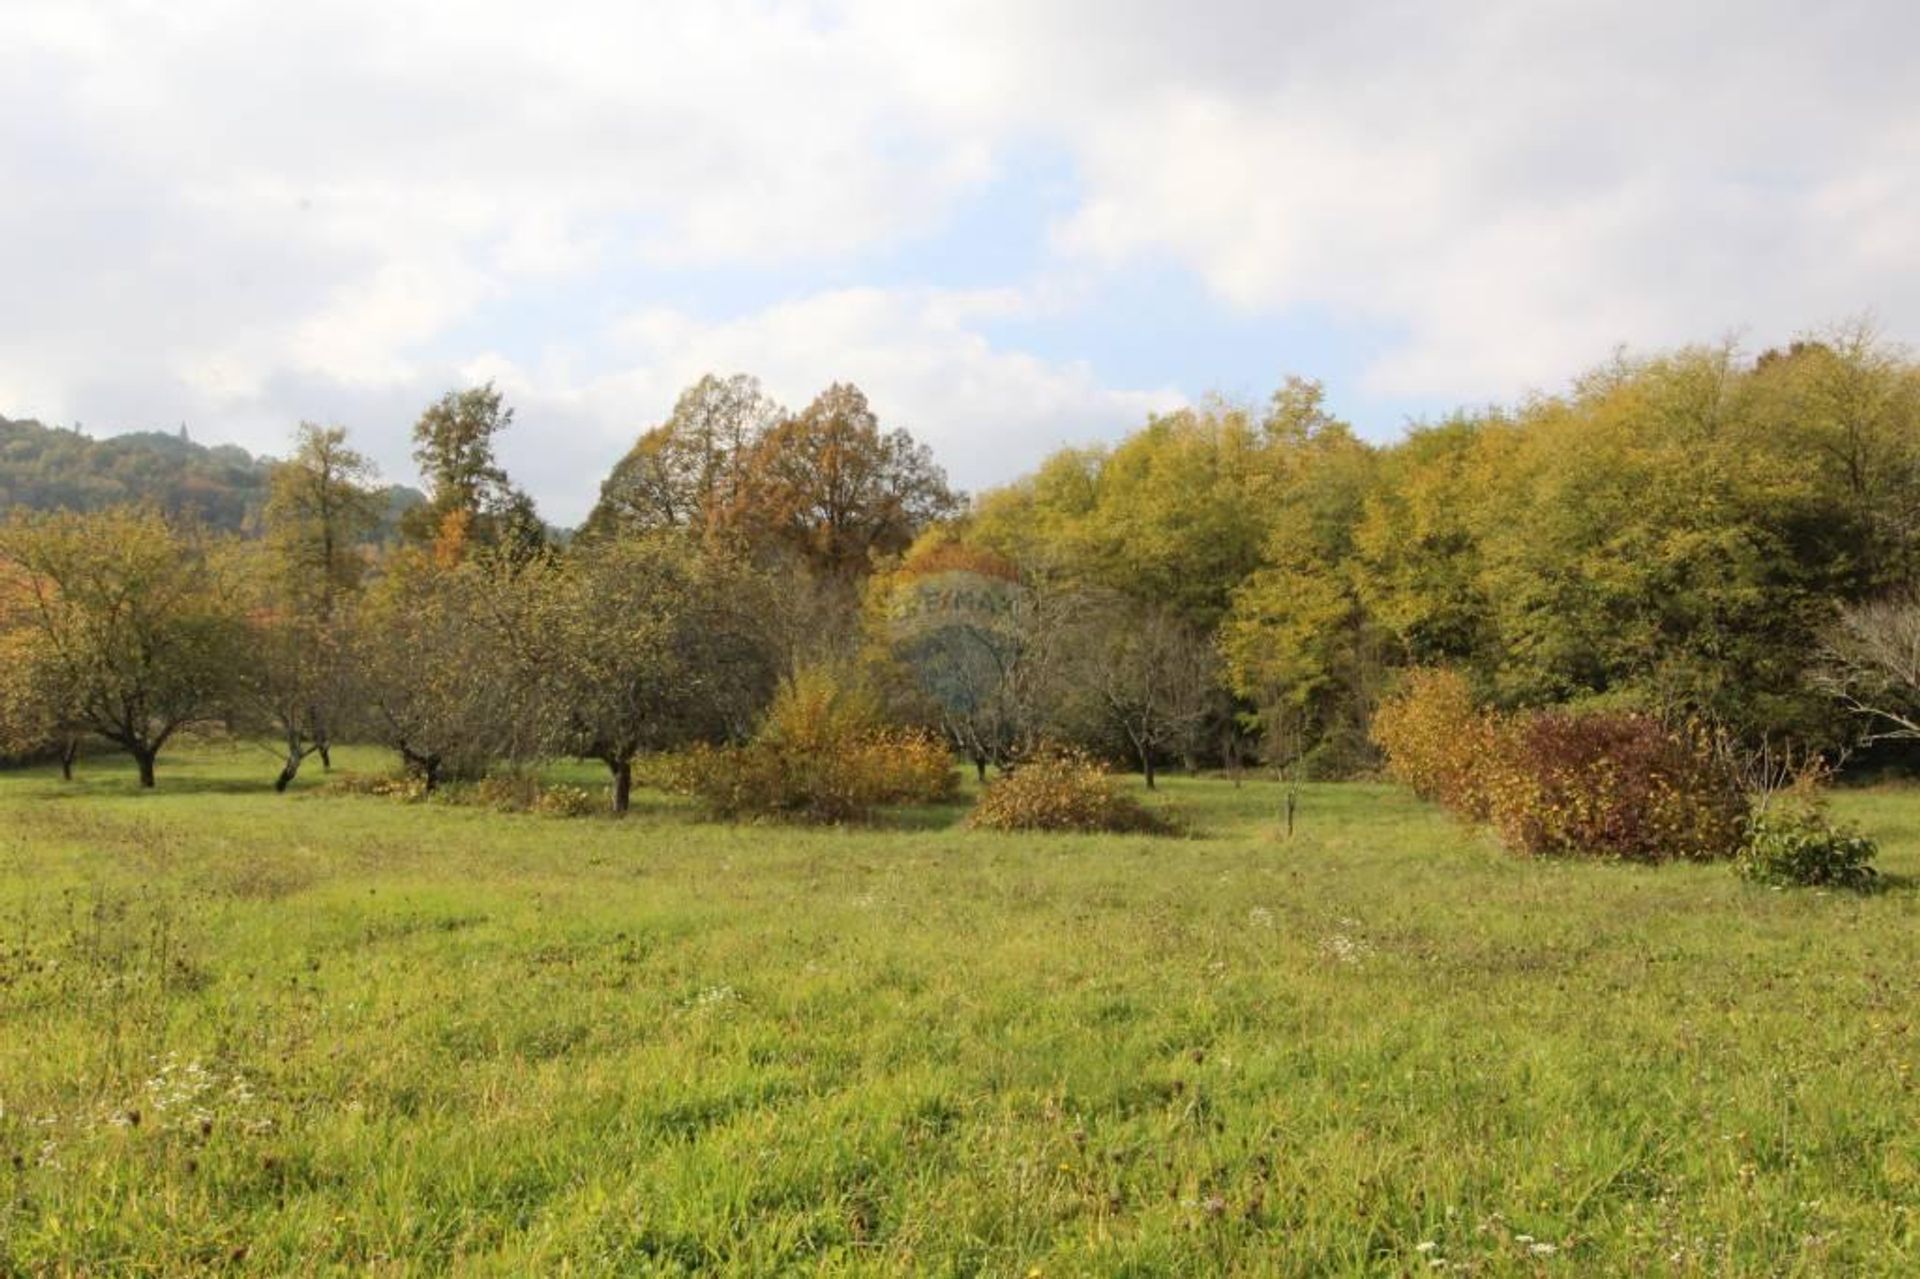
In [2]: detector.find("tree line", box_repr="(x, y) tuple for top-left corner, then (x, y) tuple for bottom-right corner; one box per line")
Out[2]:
(0, 378), (965, 804)
(7, 324), (1920, 802)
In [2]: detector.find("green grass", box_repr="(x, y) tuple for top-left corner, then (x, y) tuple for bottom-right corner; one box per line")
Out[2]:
(3, 746), (1919, 1275)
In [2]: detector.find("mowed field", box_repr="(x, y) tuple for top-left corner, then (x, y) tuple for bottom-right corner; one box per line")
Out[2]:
(2, 749), (1918, 1276)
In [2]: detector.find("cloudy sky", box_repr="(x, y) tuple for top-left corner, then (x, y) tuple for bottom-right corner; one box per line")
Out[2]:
(5, 1), (1917, 522)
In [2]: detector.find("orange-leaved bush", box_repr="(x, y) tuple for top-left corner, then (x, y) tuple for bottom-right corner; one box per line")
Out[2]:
(1374, 670), (1747, 862)
(669, 666), (957, 823)
(1369, 669), (1506, 819)
(969, 750), (1178, 835)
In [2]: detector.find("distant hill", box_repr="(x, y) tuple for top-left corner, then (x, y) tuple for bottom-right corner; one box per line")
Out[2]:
(0, 415), (425, 537)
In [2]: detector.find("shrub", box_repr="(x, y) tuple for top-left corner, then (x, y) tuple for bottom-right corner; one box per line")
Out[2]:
(1736, 804), (1879, 890)
(320, 772), (429, 802)
(969, 751), (1179, 835)
(530, 784), (604, 818)
(1374, 672), (1750, 862)
(668, 667), (959, 823)
(1370, 669), (1505, 819)
(1484, 711), (1747, 862)
(454, 775), (545, 812)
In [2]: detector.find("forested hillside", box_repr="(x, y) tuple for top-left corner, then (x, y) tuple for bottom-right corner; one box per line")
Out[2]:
(0, 414), (424, 535)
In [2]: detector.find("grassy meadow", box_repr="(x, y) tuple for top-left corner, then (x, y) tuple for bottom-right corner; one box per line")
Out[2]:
(2, 747), (1918, 1275)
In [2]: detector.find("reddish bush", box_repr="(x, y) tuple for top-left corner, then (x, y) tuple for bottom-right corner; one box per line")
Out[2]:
(1374, 669), (1747, 862)
(1484, 711), (1747, 862)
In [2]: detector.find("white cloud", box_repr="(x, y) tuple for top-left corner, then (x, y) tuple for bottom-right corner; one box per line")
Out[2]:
(1, 0), (1917, 516)
(490, 287), (1183, 521)
(979, 0), (1920, 395)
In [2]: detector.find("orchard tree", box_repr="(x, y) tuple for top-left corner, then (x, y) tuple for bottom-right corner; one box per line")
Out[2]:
(0, 627), (85, 778)
(1061, 596), (1220, 789)
(356, 553), (533, 790)
(224, 541), (363, 792)
(0, 508), (244, 788)
(871, 532), (1079, 780)
(524, 536), (779, 812)
(235, 423), (384, 786)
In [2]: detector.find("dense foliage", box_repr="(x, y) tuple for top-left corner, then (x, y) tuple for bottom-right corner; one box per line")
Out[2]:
(969, 328), (1920, 775)
(1362, 668), (1500, 818)
(1735, 803), (1881, 890)
(1483, 712), (1748, 863)
(9, 327), (1920, 829)
(667, 668), (958, 822)
(1374, 673), (1749, 862)
(969, 751), (1177, 835)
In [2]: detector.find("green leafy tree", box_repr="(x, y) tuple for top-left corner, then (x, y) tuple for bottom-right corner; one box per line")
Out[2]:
(355, 553), (534, 790)
(263, 423), (383, 616)
(520, 536), (779, 813)
(0, 508), (244, 788)
(228, 424), (386, 789)
(0, 626), (85, 777)
(402, 384), (546, 562)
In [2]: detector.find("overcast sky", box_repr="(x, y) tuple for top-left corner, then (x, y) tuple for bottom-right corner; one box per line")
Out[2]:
(5, 1), (1917, 522)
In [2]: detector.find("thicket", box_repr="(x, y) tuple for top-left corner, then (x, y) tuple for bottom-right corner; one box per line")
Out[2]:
(969, 750), (1179, 835)
(1374, 672), (1748, 862)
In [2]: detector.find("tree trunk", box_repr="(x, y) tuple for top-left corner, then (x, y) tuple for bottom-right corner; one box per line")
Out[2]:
(317, 740), (333, 771)
(610, 758), (633, 815)
(59, 740), (78, 782)
(134, 748), (157, 790)
(276, 731), (306, 793)
(1141, 746), (1157, 791)
(973, 754), (988, 784)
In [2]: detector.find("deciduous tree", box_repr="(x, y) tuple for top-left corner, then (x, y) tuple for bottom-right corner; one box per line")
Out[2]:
(403, 384), (545, 562)
(581, 374), (783, 542)
(732, 383), (960, 577)
(521, 537), (778, 813)
(0, 508), (244, 787)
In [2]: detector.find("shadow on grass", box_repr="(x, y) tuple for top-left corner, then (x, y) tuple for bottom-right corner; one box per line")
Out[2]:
(872, 801), (974, 833)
